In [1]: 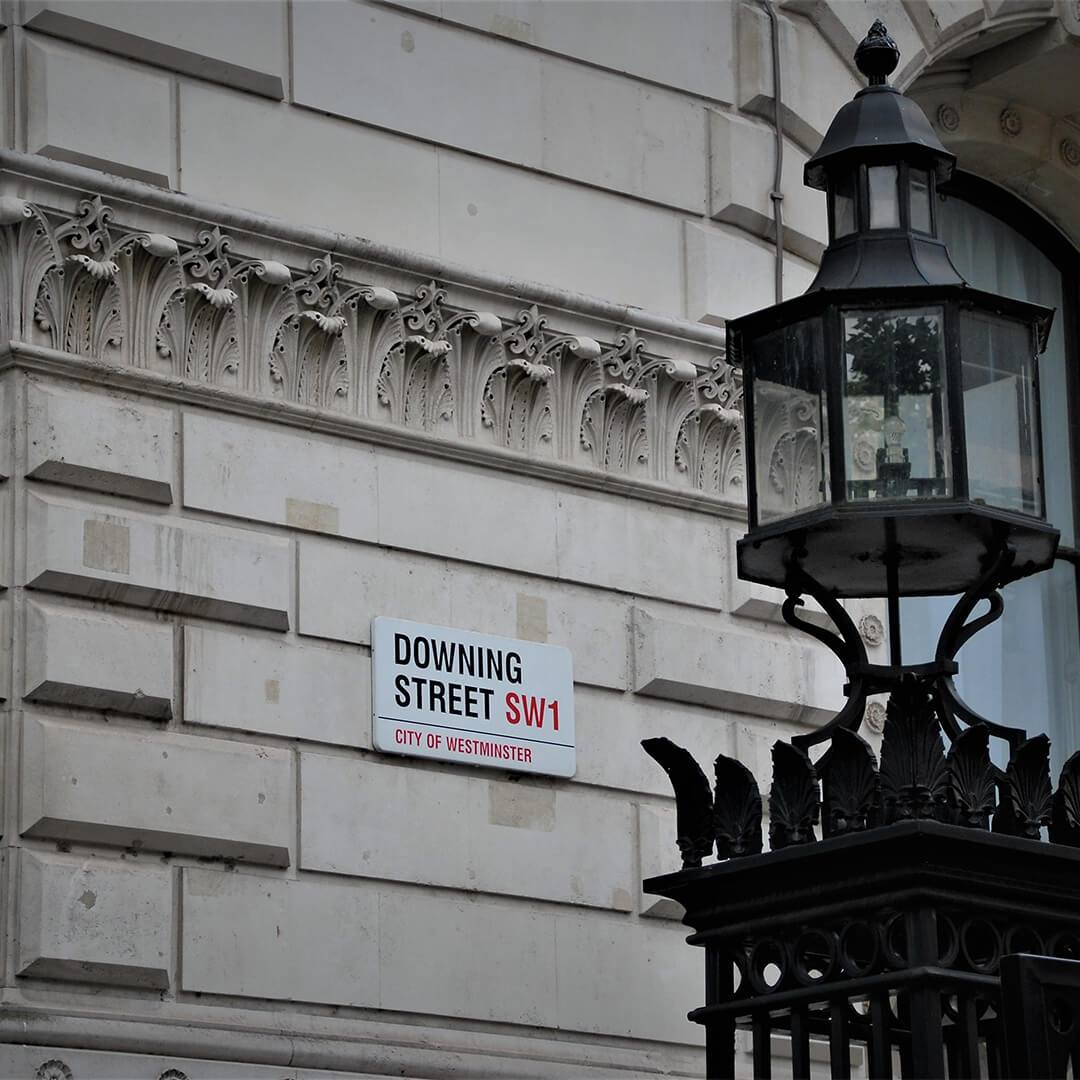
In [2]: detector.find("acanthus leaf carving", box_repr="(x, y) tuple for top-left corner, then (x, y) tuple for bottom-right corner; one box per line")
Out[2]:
(0, 200), (60, 342)
(994, 734), (1052, 840)
(642, 737), (715, 869)
(768, 741), (819, 849)
(6, 197), (734, 485)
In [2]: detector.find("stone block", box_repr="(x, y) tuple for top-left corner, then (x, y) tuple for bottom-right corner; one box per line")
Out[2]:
(181, 868), (379, 1005)
(426, 0), (737, 104)
(379, 886), (558, 1026)
(292, 1), (705, 211)
(780, 0), (927, 88)
(555, 490), (727, 607)
(0, 1048), (300, 1080)
(300, 753), (634, 910)
(298, 538), (630, 690)
(709, 110), (826, 262)
(907, 1), (986, 52)
(293, 1), (543, 180)
(685, 221), (817, 325)
(538, 60), (706, 212)
(438, 151), (684, 316)
(18, 849), (171, 988)
(179, 81), (439, 253)
(737, 1), (860, 152)
(24, 491), (290, 630)
(21, 714), (293, 865)
(638, 802), (686, 919)
(0, 598), (10, 702)
(555, 912), (703, 1044)
(24, 35), (174, 187)
(24, 599), (173, 718)
(298, 538), (453, 646)
(26, 381), (174, 503)
(0, 376), (12, 479)
(573, 685), (737, 796)
(185, 626), (368, 748)
(24, 0), (286, 97)
(182, 412), (377, 539)
(632, 607), (844, 724)
(377, 451), (560, 576)
(448, 564), (631, 691)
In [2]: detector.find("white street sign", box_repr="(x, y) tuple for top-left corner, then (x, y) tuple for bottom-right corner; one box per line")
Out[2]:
(372, 617), (575, 778)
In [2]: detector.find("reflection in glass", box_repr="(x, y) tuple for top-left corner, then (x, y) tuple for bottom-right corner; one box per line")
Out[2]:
(961, 311), (1041, 516)
(843, 307), (951, 501)
(752, 320), (829, 524)
(868, 166), (899, 230)
(910, 169), (931, 234)
(833, 172), (856, 239)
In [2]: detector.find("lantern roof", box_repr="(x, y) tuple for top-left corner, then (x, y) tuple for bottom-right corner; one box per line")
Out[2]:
(804, 21), (955, 191)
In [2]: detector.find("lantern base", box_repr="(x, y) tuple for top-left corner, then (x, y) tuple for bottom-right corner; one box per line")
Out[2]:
(737, 501), (1059, 598)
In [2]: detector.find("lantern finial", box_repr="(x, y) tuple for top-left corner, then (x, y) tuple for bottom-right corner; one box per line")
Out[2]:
(855, 20), (899, 86)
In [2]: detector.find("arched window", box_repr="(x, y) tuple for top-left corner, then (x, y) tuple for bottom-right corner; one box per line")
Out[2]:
(900, 176), (1080, 773)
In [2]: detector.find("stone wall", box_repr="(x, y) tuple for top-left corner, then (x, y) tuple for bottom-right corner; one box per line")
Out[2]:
(0, 1), (1075, 1077)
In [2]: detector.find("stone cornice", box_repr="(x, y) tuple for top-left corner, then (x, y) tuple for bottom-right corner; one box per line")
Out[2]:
(0, 153), (745, 513)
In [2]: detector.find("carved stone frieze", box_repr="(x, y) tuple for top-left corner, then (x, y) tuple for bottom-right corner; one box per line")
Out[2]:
(0, 192), (745, 499)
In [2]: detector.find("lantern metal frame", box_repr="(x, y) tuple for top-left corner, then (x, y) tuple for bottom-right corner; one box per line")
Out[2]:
(731, 280), (1058, 600)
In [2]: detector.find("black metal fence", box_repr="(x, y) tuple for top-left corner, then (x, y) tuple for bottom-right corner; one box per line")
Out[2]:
(646, 822), (1080, 1079)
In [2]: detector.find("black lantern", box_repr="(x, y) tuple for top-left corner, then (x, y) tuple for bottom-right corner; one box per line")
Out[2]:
(729, 21), (1058, 602)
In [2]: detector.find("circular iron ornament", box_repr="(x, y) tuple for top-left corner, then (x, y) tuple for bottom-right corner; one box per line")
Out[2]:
(937, 104), (960, 132)
(1061, 139), (1080, 167)
(1050, 931), (1080, 960)
(158, 1072), (189, 1080)
(1006, 924), (1045, 957)
(748, 938), (789, 994)
(35, 1063), (73, 1080)
(883, 912), (909, 968)
(864, 701), (886, 734)
(1000, 108), (1023, 137)
(858, 613), (885, 647)
(839, 920), (879, 976)
(793, 928), (839, 985)
(961, 918), (1002, 973)
(937, 913), (959, 966)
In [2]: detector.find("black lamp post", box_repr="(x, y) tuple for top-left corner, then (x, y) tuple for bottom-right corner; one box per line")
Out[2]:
(727, 20), (1057, 752)
(643, 23), (1080, 1080)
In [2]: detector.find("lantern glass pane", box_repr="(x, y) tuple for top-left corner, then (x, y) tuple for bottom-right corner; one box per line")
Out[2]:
(910, 169), (932, 235)
(961, 310), (1042, 516)
(868, 165), (900, 229)
(751, 319), (830, 524)
(842, 307), (951, 501)
(833, 172), (856, 239)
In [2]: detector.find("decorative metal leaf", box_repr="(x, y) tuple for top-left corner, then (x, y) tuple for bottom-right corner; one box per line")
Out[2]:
(713, 754), (763, 858)
(1050, 749), (1080, 847)
(819, 727), (878, 837)
(878, 678), (948, 824)
(642, 738), (714, 868)
(769, 741), (819, 850)
(994, 734), (1053, 840)
(946, 724), (996, 830)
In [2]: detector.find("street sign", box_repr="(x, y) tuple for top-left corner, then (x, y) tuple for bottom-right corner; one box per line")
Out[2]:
(372, 616), (575, 778)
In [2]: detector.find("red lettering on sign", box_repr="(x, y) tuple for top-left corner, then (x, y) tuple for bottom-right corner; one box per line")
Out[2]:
(505, 692), (520, 724)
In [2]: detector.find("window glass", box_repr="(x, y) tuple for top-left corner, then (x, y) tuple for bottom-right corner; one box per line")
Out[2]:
(868, 166), (900, 229)
(833, 172), (857, 239)
(750, 319), (830, 524)
(909, 169), (932, 234)
(900, 188), (1079, 776)
(842, 307), (951, 501)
